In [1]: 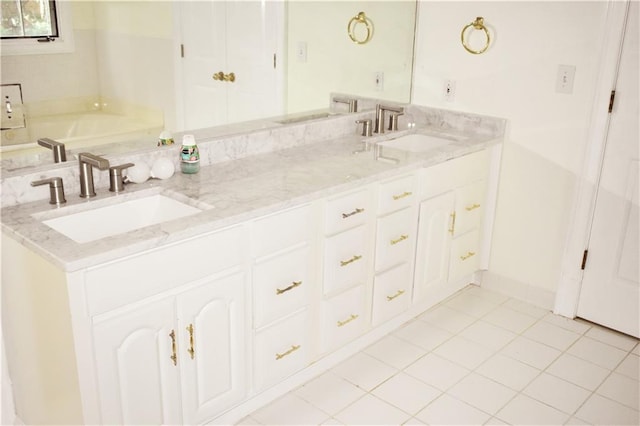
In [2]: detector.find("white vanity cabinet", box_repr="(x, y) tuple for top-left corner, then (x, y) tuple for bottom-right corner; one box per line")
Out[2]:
(414, 149), (490, 303)
(81, 225), (248, 425)
(92, 271), (246, 425)
(250, 205), (315, 391)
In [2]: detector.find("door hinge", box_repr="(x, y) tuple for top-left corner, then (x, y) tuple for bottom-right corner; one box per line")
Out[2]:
(608, 90), (616, 113)
(273, 53), (276, 69)
(180, 44), (185, 58)
(581, 249), (589, 270)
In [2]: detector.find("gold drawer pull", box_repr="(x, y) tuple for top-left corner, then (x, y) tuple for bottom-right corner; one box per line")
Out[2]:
(169, 330), (177, 366)
(186, 324), (195, 360)
(386, 289), (405, 301)
(337, 314), (359, 327)
(460, 251), (476, 260)
(448, 211), (457, 235)
(390, 234), (409, 245)
(342, 207), (364, 218)
(392, 191), (412, 200)
(275, 344), (301, 360)
(465, 203), (481, 211)
(276, 281), (302, 295)
(340, 254), (362, 267)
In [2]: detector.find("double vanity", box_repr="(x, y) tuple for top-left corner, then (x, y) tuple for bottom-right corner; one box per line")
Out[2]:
(1, 101), (505, 424)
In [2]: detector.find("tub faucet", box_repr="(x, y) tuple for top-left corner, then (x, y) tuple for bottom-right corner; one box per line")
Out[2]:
(37, 138), (67, 163)
(78, 153), (110, 198)
(374, 104), (404, 134)
(332, 96), (358, 113)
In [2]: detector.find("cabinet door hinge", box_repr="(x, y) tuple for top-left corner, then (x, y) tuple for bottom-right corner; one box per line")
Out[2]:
(608, 90), (616, 113)
(581, 249), (589, 270)
(273, 53), (276, 69)
(180, 44), (185, 58)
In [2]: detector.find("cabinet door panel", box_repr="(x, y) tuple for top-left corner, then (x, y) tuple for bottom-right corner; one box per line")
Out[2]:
(92, 299), (181, 425)
(251, 204), (312, 258)
(177, 272), (246, 425)
(414, 192), (455, 302)
(375, 207), (415, 272)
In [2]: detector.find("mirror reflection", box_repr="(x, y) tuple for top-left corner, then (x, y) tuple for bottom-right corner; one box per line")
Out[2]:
(0, 0), (416, 168)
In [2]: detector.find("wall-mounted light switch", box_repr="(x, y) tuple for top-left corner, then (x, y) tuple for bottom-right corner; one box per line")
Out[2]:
(374, 72), (384, 91)
(296, 42), (307, 63)
(556, 64), (576, 94)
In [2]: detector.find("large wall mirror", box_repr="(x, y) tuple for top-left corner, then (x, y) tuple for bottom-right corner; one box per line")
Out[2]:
(0, 0), (416, 167)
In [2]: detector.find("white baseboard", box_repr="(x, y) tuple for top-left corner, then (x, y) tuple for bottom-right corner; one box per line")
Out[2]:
(480, 271), (557, 312)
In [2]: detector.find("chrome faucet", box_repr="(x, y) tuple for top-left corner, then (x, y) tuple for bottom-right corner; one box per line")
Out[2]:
(78, 153), (110, 198)
(37, 138), (67, 163)
(374, 104), (404, 134)
(332, 96), (358, 113)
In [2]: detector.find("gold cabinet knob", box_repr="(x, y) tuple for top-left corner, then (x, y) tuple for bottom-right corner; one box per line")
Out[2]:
(212, 71), (224, 81)
(224, 72), (235, 83)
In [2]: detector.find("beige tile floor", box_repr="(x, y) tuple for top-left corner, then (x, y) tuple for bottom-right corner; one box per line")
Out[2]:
(239, 285), (640, 425)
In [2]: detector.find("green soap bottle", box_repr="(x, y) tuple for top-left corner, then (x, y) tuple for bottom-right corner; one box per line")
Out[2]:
(180, 134), (200, 174)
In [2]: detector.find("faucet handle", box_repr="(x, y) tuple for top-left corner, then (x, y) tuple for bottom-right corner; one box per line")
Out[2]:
(387, 112), (404, 131)
(355, 119), (372, 137)
(31, 177), (66, 205)
(109, 163), (135, 193)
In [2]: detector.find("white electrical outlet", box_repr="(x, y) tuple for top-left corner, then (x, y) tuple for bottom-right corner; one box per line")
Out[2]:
(444, 79), (456, 102)
(374, 72), (384, 91)
(556, 64), (576, 94)
(296, 42), (307, 63)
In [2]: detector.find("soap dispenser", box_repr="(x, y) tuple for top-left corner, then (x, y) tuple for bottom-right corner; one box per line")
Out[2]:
(180, 134), (200, 174)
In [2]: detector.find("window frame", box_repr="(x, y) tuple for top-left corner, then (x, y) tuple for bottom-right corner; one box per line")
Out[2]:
(1, 1), (74, 56)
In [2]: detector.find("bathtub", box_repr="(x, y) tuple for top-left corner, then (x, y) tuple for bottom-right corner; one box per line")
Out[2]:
(1, 111), (163, 170)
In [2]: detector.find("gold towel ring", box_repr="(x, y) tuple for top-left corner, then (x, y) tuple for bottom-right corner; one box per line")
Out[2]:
(348, 12), (372, 45)
(461, 17), (490, 54)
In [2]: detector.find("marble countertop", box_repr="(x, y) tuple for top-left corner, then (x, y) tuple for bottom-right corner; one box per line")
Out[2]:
(1, 127), (501, 272)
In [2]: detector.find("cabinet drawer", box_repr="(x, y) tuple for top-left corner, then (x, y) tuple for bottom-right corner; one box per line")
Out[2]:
(321, 285), (367, 353)
(323, 225), (368, 295)
(253, 245), (310, 328)
(253, 309), (309, 391)
(449, 230), (481, 283)
(325, 189), (371, 235)
(85, 225), (244, 315)
(252, 204), (313, 257)
(372, 263), (412, 326)
(375, 208), (415, 272)
(453, 180), (486, 236)
(378, 174), (416, 215)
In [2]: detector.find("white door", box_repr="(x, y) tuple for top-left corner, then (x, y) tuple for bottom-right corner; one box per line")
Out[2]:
(177, 272), (247, 425)
(413, 192), (455, 302)
(92, 298), (182, 425)
(177, 1), (283, 130)
(577, 1), (639, 338)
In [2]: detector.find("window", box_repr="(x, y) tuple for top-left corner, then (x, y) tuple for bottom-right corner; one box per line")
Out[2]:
(0, 0), (73, 55)
(1, 0), (58, 39)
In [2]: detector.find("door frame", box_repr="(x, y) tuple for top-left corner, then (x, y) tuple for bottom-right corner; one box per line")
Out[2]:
(171, 1), (286, 131)
(554, 0), (631, 318)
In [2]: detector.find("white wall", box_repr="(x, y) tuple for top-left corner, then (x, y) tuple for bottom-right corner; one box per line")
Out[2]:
(412, 1), (609, 307)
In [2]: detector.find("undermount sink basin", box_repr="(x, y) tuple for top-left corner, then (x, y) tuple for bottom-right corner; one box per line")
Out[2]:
(38, 194), (204, 243)
(377, 133), (459, 153)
